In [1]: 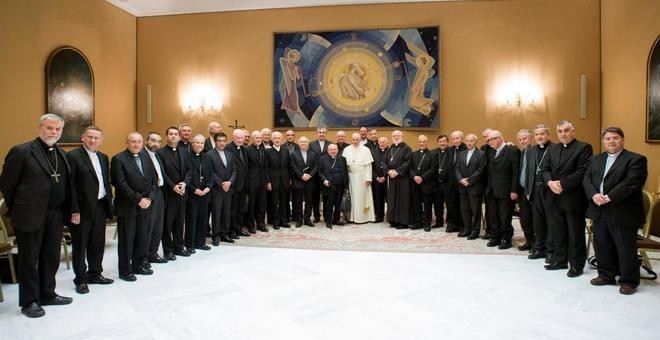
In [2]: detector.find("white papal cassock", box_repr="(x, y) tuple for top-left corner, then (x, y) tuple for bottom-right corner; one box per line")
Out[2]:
(342, 144), (375, 223)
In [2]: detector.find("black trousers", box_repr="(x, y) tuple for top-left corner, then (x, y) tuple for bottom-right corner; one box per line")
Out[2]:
(323, 183), (344, 224)
(517, 187), (534, 244)
(162, 193), (186, 254)
(148, 188), (165, 257)
(270, 185), (290, 226)
(445, 184), (462, 228)
(185, 194), (210, 248)
(14, 208), (63, 307)
(70, 199), (108, 284)
(412, 186), (434, 226)
(530, 186), (551, 254)
(230, 189), (247, 231)
(372, 180), (386, 220)
(593, 218), (640, 286)
(486, 194), (515, 241)
(312, 179), (323, 221)
(211, 191), (232, 236)
(248, 185), (267, 228)
(460, 192), (483, 235)
(292, 184), (313, 223)
(434, 182), (451, 227)
(117, 209), (150, 276)
(546, 204), (586, 269)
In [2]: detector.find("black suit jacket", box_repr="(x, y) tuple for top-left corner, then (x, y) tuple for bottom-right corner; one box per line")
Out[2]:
(203, 137), (215, 153)
(283, 141), (300, 156)
(524, 142), (553, 198)
(541, 139), (592, 211)
(266, 146), (291, 189)
(485, 144), (520, 199)
(245, 144), (268, 190)
(290, 149), (318, 189)
(371, 147), (388, 181)
(583, 149), (648, 226)
(0, 139), (75, 232)
(188, 152), (215, 199)
(157, 146), (192, 193)
(310, 139), (333, 157)
(225, 142), (248, 192)
(410, 149), (437, 193)
(318, 155), (349, 186)
(67, 147), (113, 220)
(111, 149), (158, 218)
(455, 148), (487, 196)
(207, 149), (237, 192)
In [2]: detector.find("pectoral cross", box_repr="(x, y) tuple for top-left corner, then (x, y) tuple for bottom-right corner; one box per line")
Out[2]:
(52, 173), (61, 183)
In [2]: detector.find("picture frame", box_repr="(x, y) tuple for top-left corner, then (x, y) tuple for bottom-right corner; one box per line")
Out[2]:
(646, 35), (660, 143)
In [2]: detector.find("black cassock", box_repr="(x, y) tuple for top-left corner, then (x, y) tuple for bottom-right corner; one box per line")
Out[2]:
(386, 142), (414, 225)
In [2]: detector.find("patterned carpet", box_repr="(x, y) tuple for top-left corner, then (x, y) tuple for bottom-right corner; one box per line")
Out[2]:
(224, 219), (530, 255)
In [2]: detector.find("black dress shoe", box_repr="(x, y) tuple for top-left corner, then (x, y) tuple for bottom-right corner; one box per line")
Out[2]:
(148, 255), (168, 264)
(457, 231), (469, 238)
(212, 237), (220, 246)
(410, 224), (422, 230)
(238, 228), (251, 236)
(326, 223), (333, 229)
(281, 223), (291, 228)
(164, 253), (176, 261)
(518, 243), (532, 251)
(424, 225), (431, 232)
(75, 283), (89, 294)
(527, 251), (546, 260)
(134, 267), (154, 275)
(248, 227), (257, 234)
(195, 244), (212, 251)
(566, 267), (583, 278)
(40, 294), (73, 306)
(445, 226), (459, 233)
(273, 225), (280, 230)
(466, 233), (480, 240)
(220, 235), (235, 243)
(119, 274), (137, 282)
(498, 241), (512, 250)
(87, 275), (114, 285)
(230, 233), (240, 239)
(486, 239), (501, 247)
(374, 218), (384, 223)
(186, 247), (197, 254)
(480, 233), (492, 240)
(590, 276), (616, 286)
(335, 221), (345, 226)
(619, 284), (637, 295)
(295, 222), (302, 228)
(304, 220), (314, 227)
(21, 302), (45, 318)
(174, 249), (191, 257)
(544, 263), (568, 270)
(394, 224), (408, 229)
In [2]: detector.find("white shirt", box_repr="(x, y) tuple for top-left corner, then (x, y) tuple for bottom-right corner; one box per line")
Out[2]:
(319, 140), (325, 152)
(600, 149), (622, 194)
(84, 147), (107, 200)
(466, 148), (475, 165)
(146, 149), (165, 187)
(217, 150), (227, 166)
(273, 145), (281, 152)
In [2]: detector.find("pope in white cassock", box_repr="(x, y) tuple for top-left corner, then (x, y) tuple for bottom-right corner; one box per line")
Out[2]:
(342, 133), (375, 223)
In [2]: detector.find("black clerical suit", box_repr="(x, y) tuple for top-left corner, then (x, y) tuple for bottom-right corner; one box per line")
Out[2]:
(541, 139), (592, 270)
(290, 149), (318, 225)
(0, 138), (76, 307)
(386, 142), (414, 227)
(266, 146), (291, 228)
(207, 149), (237, 239)
(318, 154), (349, 226)
(517, 146), (534, 247)
(583, 149), (648, 286)
(309, 139), (332, 222)
(186, 151), (214, 249)
(111, 149), (158, 277)
(485, 144), (520, 246)
(371, 146), (388, 222)
(434, 147), (453, 228)
(203, 136), (215, 153)
(145, 149), (168, 261)
(525, 142), (554, 257)
(455, 148), (487, 237)
(410, 148), (437, 229)
(67, 146), (113, 286)
(157, 146), (192, 256)
(283, 141), (300, 222)
(445, 143), (466, 231)
(225, 142), (249, 234)
(246, 143), (269, 230)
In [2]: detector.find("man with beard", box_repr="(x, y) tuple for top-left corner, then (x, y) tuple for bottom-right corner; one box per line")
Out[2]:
(358, 126), (369, 145)
(266, 131), (292, 229)
(144, 132), (169, 263)
(541, 120), (592, 278)
(246, 130), (269, 232)
(410, 135), (437, 231)
(0, 114), (76, 318)
(66, 126), (114, 295)
(455, 134), (487, 239)
(525, 124), (554, 260)
(366, 128), (379, 152)
(225, 129), (251, 237)
(386, 130), (414, 229)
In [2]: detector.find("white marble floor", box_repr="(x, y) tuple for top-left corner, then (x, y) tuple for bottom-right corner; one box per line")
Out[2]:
(1, 240), (659, 339)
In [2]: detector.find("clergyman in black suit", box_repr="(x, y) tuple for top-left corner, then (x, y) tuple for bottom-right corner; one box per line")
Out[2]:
(203, 121), (222, 153)
(318, 143), (349, 229)
(309, 127), (332, 222)
(410, 135), (437, 231)
(371, 137), (388, 223)
(0, 114), (75, 318)
(157, 127), (192, 258)
(246, 130), (269, 232)
(445, 131), (466, 232)
(583, 127), (648, 295)
(515, 129), (535, 251)
(144, 132), (169, 263)
(541, 120), (592, 278)
(225, 129), (251, 237)
(66, 126), (114, 295)
(484, 130), (520, 250)
(266, 131), (292, 229)
(290, 136), (318, 227)
(186, 135), (214, 252)
(207, 132), (237, 244)
(455, 134), (487, 240)
(111, 132), (158, 282)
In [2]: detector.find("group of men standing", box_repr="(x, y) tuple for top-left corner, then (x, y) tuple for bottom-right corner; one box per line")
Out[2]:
(0, 114), (649, 318)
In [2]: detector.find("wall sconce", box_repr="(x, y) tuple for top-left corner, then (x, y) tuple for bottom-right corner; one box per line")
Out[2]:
(506, 90), (535, 110)
(180, 83), (223, 116)
(495, 76), (543, 113)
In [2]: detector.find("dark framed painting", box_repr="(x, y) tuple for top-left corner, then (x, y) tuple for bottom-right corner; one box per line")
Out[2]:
(274, 27), (440, 129)
(45, 46), (94, 144)
(647, 35), (660, 143)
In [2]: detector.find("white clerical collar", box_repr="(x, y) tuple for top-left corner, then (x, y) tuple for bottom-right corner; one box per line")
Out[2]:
(83, 146), (97, 155)
(607, 149), (623, 158)
(146, 149), (156, 156)
(496, 143), (506, 153)
(274, 145), (281, 151)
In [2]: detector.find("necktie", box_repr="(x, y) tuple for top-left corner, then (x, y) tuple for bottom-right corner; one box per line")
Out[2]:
(134, 154), (144, 175)
(519, 150), (527, 188)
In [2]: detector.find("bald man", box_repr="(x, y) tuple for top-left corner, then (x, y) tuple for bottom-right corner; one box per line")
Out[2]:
(204, 122), (222, 152)
(411, 135), (437, 231)
(445, 130), (466, 232)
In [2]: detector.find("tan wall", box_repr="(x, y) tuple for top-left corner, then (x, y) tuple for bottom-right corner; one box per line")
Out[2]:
(601, 0), (660, 192)
(136, 0), (601, 148)
(0, 0), (136, 165)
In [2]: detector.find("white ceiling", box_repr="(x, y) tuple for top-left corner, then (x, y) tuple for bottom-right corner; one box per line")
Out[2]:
(105, 0), (467, 17)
